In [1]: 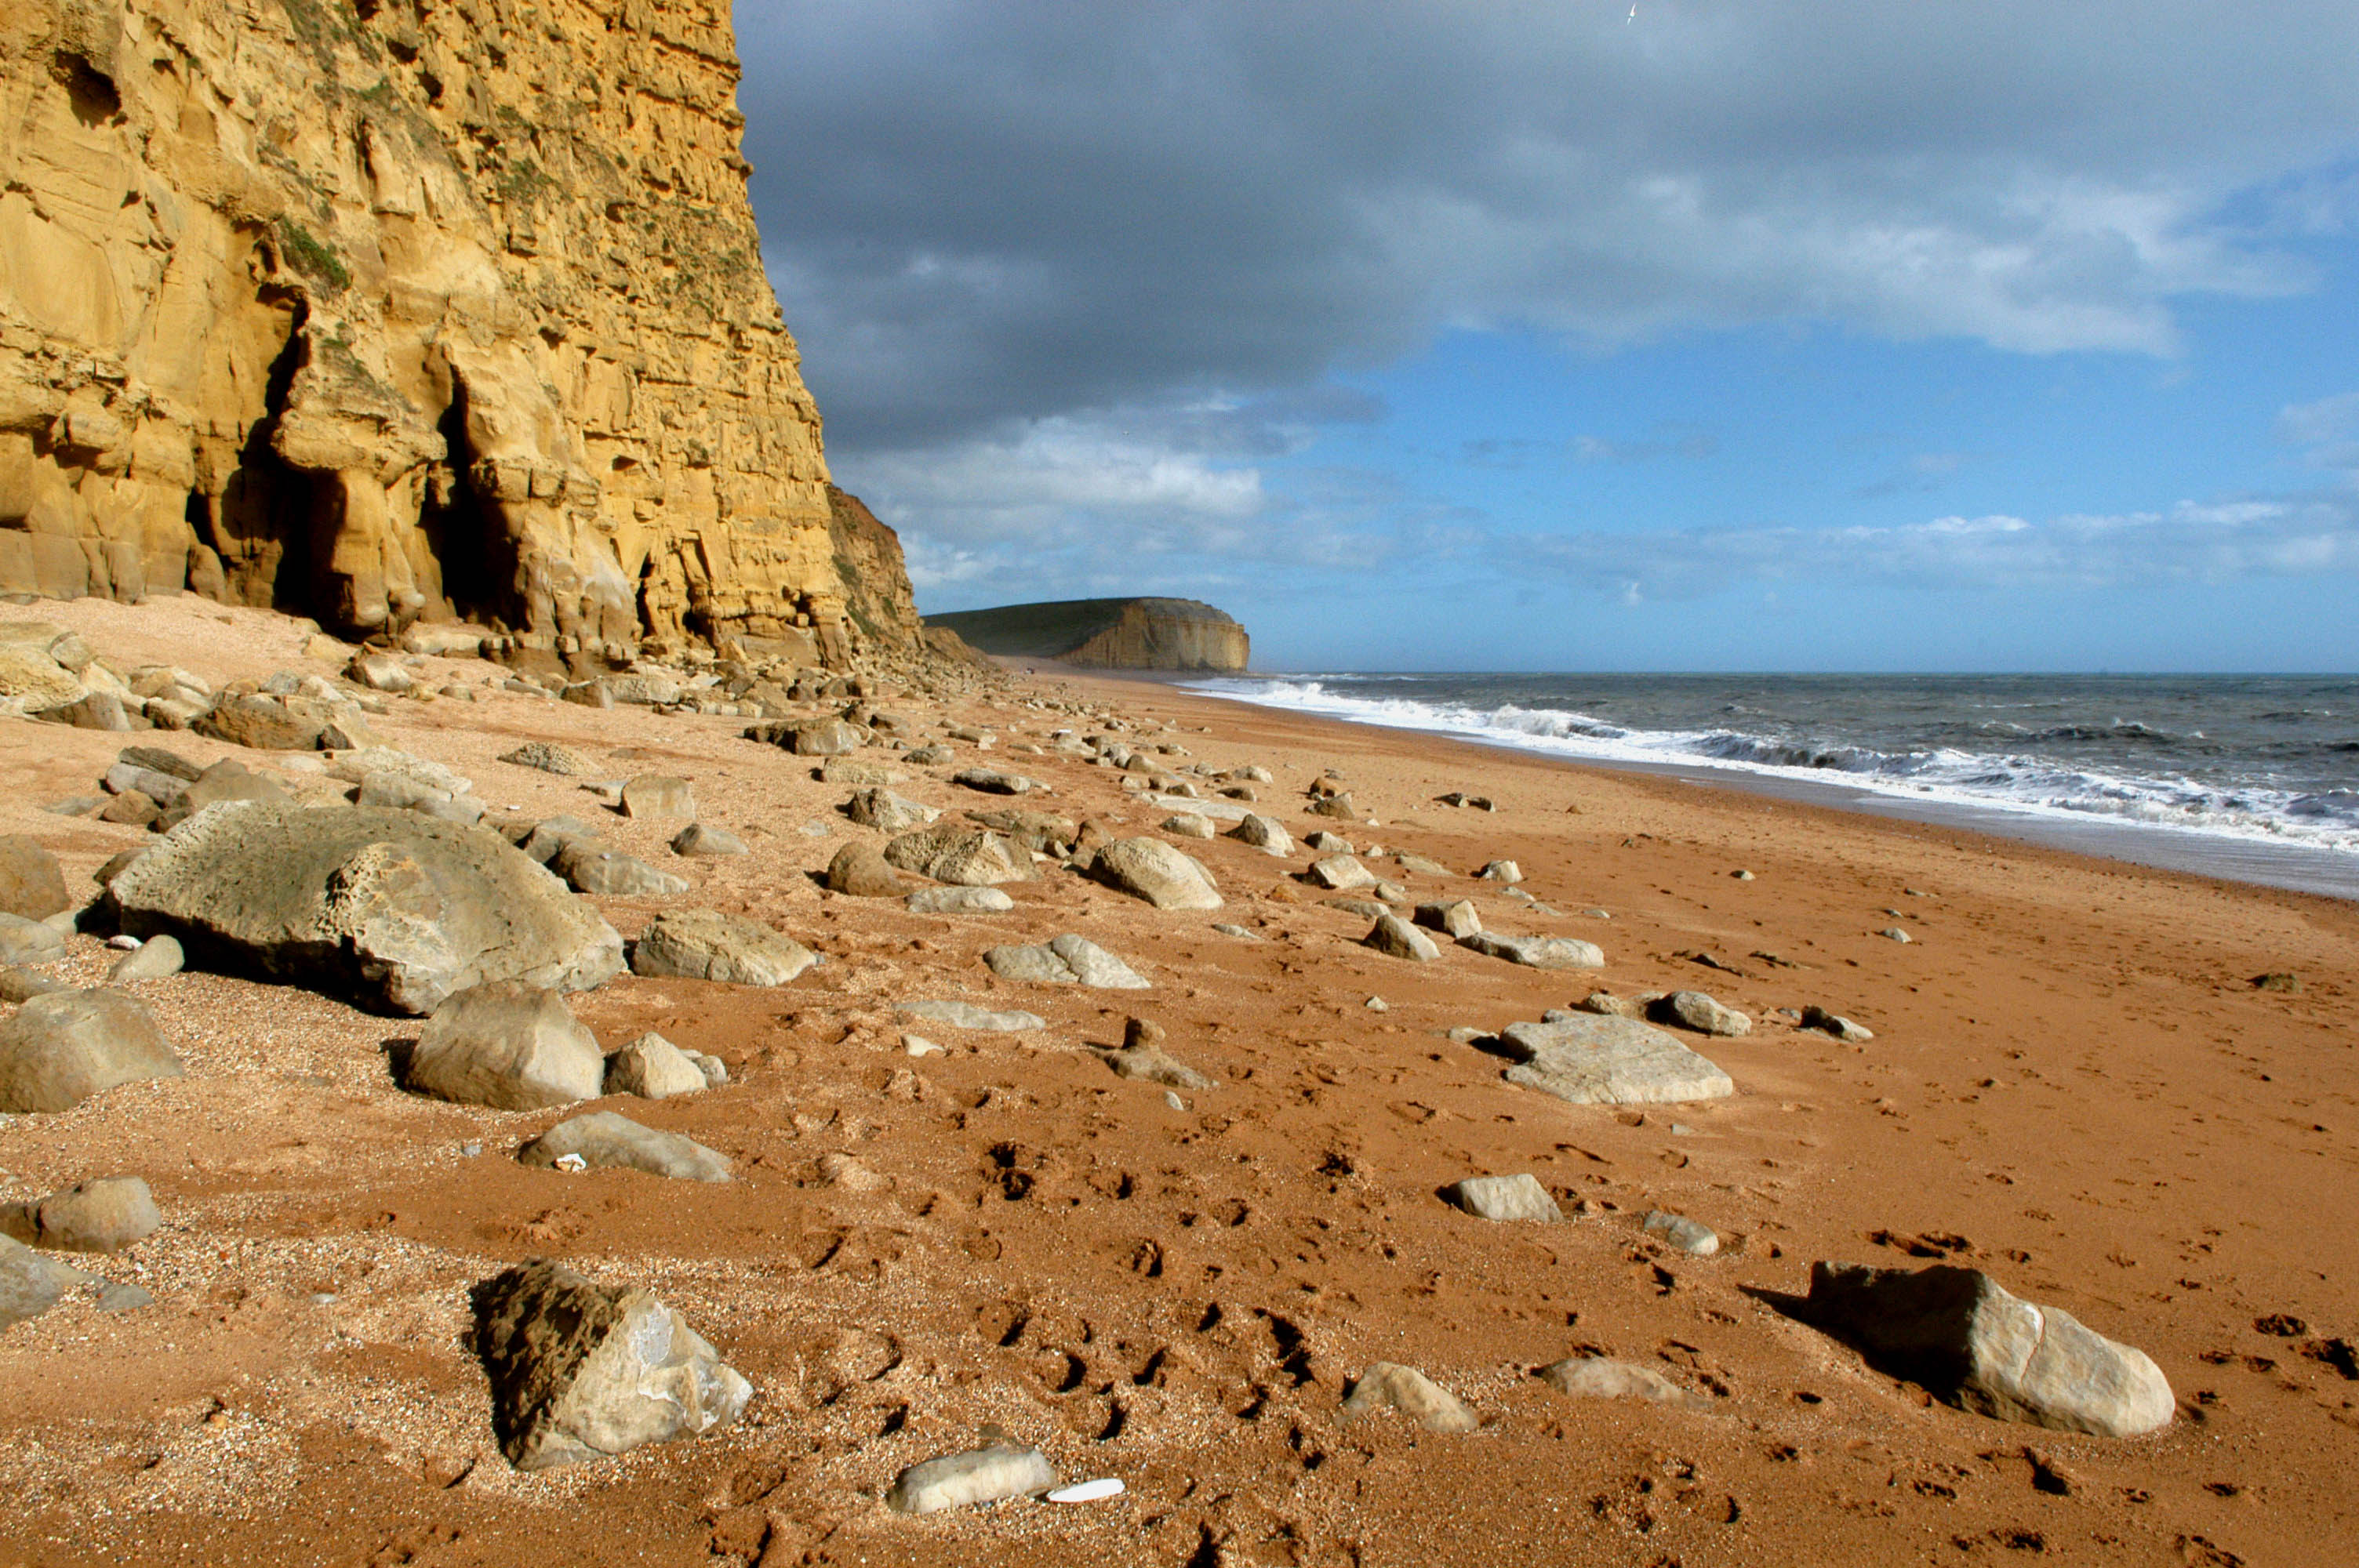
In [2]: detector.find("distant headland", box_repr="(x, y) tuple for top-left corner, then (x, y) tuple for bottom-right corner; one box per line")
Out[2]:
(923, 597), (1250, 672)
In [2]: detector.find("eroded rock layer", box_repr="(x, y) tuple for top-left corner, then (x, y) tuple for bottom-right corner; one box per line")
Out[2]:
(924, 597), (1250, 673)
(0, 0), (896, 668)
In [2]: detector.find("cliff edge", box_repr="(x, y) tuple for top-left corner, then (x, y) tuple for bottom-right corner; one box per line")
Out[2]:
(0, 0), (907, 670)
(925, 597), (1250, 673)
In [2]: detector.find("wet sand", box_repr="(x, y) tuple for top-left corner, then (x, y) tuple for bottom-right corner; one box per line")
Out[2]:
(3, 601), (2356, 1567)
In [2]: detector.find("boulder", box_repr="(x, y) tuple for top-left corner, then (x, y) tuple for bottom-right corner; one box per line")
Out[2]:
(36, 690), (138, 730)
(500, 742), (595, 776)
(0, 1235), (62, 1329)
(1460, 932), (1605, 971)
(631, 910), (815, 986)
(402, 982), (605, 1110)
(0, 837), (69, 920)
(906, 886), (1016, 915)
(896, 1000), (1045, 1032)
(1227, 814), (1293, 856)
(604, 1033), (710, 1099)
(1801, 1262), (2174, 1438)
(1306, 855), (1376, 891)
(621, 775), (695, 819)
(1444, 1174), (1561, 1223)
(1364, 914), (1441, 962)
(887, 1444), (1058, 1515)
(825, 842), (912, 898)
(0, 913), (65, 965)
(670, 823), (747, 857)
(106, 935), (184, 983)
(517, 815), (601, 863)
(0, 1175), (161, 1253)
(0, 991), (184, 1112)
(108, 802), (623, 1015)
(471, 1259), (751, 1470)
(193, 693), (329, 750)
(554, 841), (691, 898)
(1161, 813), (1215, 839)
(1414, 899), (1481, 939)
(881, 824), (1032, 887)
(1089, 837), (1222, 910)
(1650, 990), (1752, 1036)
(1493, 1015), (1735, 1106)
(1340, 1363), (1478, 1432)
(518, 1111), (731, 1182)
(1538, 1357), (1714, 1411)
(843, 789), (939, 833)
(749, 718), (865, 756)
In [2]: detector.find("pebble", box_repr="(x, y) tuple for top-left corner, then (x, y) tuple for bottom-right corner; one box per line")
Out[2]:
(1210, 923), (1259, 939)
(1363, 995), (1389, 1011)
(1046, 1478), (1125, 1504)
(1880, 927), (1913, 943)
(107, 935), (141, 951)
(1644, 1210), (1720, 1256)
(1164, 1091), (1187, 1111)
(1732, 869), (1754, 880)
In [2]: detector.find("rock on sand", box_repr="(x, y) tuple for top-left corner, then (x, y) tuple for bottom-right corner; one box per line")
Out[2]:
(1493, 1015), (1735, 1105)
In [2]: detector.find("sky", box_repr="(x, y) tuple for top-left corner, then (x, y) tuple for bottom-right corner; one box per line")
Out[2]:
(733, 2), (2359, 672)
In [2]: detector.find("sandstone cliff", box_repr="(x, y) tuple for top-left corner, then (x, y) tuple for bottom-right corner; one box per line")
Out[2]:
(0, 0), (904, 670)
(925, 597), (1250, 673)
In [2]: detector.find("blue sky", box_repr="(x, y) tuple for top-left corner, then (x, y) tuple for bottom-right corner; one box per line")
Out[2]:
(735, 2), (2359, 671)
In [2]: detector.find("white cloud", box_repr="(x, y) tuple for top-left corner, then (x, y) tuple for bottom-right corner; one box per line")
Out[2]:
(2279, 392), (2359, 477)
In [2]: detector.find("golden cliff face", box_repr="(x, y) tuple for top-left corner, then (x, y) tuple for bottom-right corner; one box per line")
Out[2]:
(0, 0), (883, 667)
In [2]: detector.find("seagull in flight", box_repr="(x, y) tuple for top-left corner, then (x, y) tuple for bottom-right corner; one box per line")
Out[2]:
(1627, 2), (1637, 19)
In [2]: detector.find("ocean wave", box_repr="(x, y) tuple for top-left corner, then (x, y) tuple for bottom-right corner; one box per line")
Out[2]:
(1185, 677), (2359, 855)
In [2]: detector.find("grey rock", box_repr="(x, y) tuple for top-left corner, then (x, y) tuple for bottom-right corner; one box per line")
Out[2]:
(1161, 812), (1216, 838)
(103, 761), (189, 805)
(1103, 1042), (1214, 1090)
(1650, 990), (1753, 1037)
(1306, 854), (1376, 891)
(620, 775), (695, 820)
(0, 1175), (161, 1253)
(818, 757), (908, 787)
(0, 913), (66, 966)
(116, 745), (203, 783)
(886, 1444), (1058, 1515)
(1801, 1005), (1874, 1043)
(751, 718), (866, 756)
(883, 824), (1034, 887)
(516, 815), (602, 862)
(354, 771), (485, 826)
(1364, 913), (1441, 962)
(1324, 898), (1388, 920)
(983, 942), (1078, 985)
(1476, 860), (1523, 884)
(604, 1033), (710, 1099)
(0, 1235), (60, 1329)
(1644, 1210), (1721, 1257)
(1881, 927), (1914, 943)
(1089, 837), (1222, 909)
(826, 841), (912, 897)
(1444, 1174), (1562, 1223)
(896, 1000), (1045, 1033)
(471, 1258), (751, 1470)
(1494, 1015), (1735, 1106)
(1414, 899), (1481, 939)
(1459, 932), (1605, 970)
(905, 886), (1015, 915)
(403, 982), (605, 1111)
(961, 808), (1078, 853)
(1051, 933), (1151, 989)
(95, 1280), (154, 1312)
(631, 910), (815, 986)
(37, 690), (136, 730)
(1802, 1261), (2174, 1438)
(899, 746), (951, 768)
(1305, 792), (1361, 822)
(1303, 831), (1353, 854)
(500, 742), (595, 776)
(669, 823), (747, 857)
(105, 935), (184, 983)
(0, 836), (69, 920)
(1538, 1357), (1714, 1411)
(1575, 990), (1641, 1018)
(1394, 852), (1452, 877)
(519, 1111), (731, 1182)
(953, 767), (1048, 796)
(554, 841), (691, 899)
(1145, 793), (1249, 822)
(193, 692), (327, 750)
(1227, 813), (1294, 856)
(0, 990), (184, 1113)
(109, 801), (623, 1014)
(1340, 1363), (1478, 1433)
(843, 789), (940, 833)
(1211, 923), (1259, 939)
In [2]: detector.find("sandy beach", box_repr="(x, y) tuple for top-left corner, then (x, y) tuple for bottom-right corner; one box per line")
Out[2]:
(3, 598), (2356, 1567)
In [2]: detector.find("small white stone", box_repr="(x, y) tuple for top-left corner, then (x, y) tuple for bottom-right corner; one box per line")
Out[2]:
(1047, 1478), (1126, 1504)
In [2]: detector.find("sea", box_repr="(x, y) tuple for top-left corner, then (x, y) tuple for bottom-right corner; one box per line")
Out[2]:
(1182, 673), (2359, 901)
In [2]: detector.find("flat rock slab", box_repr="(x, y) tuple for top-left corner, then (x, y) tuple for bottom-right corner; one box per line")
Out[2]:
(896, 1000), (1045, 1032)
(1307, 855), (1376, 891)
(883, 825), (1033, 887)
(906, 887), (1016, 915)
(500, 742), (595, 776)
(631, 910), (814, 986)
(554, 842), (691, 898)
(0, 990), (184, 1113)
(1148, 793), (1251, 822)
(1803, 1261), (2174, 1438)
(1445, 1174), (1561, 1222)
(887, 1445), (1058, 1515)
(519, 1111), (732, 1182)
(1461, 931), (1605, 970)
(984, 935), (1150, 989)
(1495, 1015), (1735, 1106)
(471, 1259), (751, 1470)
(107, 801), (623, 1015)
(1539, 1356), (1714, 1411)
(404, 982), (605, 1111)
(1341, 1363), (1478, 1432)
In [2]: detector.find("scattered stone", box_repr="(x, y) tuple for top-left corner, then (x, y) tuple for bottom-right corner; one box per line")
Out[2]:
(1227, 813), (1293, 855)
(1538, 1357), (1714, 1410)
(1576, 991), (1641, 1018)
(1649, 990), (1752, 1037)
(903, 1034), (943, 1058)
(2252, 972), (2300, 993)
(751, 717), (866, 756)
(1413, 899), (1481, 939)
(1800, 1005), (1874, 1043)
(403, 982), (605, 1111)
(1340, 1363), (1478, 1433)
(1394, 852), (1452, 878)
(1303, 831), (1353, 854)
(519, 1112), (731, 1182)
(1881, 927), (1913, 943)
(896, 1000), (1045, 1033)
(961, 808), (1078, 852)
(351, 771), (482, 826)
(1365, 994), (1389, 1011)
(1211, 923), (1259, 939)
(0, 837), (69, 920)
(1444, 1174), (1562, 1223)
(1801, 1261), (2173, 1438)
(1434, 792), (1496, 811)
(906, 885), (1016, 915)
(0, 966), (69, 1003)
(1476, 860), (1522, 884)
(1459, 932), (1605, 970)
(827, 841), (914, 897)
(1306, 855), (1376, 891)
(882, 824), (1034, 886)
(620, 775), (695, 819)
(1089, 837), (1222, 910)
(514, 815), (601, 863)
(817, 1152), (890, 1191)
(192, 692), (330, 751)
(843, 788), (940, 833)
(604, 1033), (710, 1099)
(471, 1258), (751, 1470)
(670, 823), (747, 857)
(1161, 812), (1215, 838)
(110, 802), (623, 1014)
(632, 909), (816, 988)
(0, 1236), (60, 1329)
(900, 746), (952, 767)
(1364, 913), (1441, 962)
(96, 791), (159, 826)
(1645, 1210), (1721, 1256)
(1324, 897), (1388, 920)
(1494, 1015), (1735, 1106)
(1305, 793), (1361, 822)
(0, 1175), (162, 1253)
(886, 1443), (1058, 1515)
(105, 935), (183, 983)
(953, 767), (1048, 796)
(0, 991), (184, 1113)
(821, 758), (909, 788)
(554, 841), (691, 898)
(985, 935), (1150, 989)
(0, 913), (66, 966)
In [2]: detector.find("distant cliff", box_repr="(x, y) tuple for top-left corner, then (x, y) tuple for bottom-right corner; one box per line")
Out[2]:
(925, 597), (1249, 673)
